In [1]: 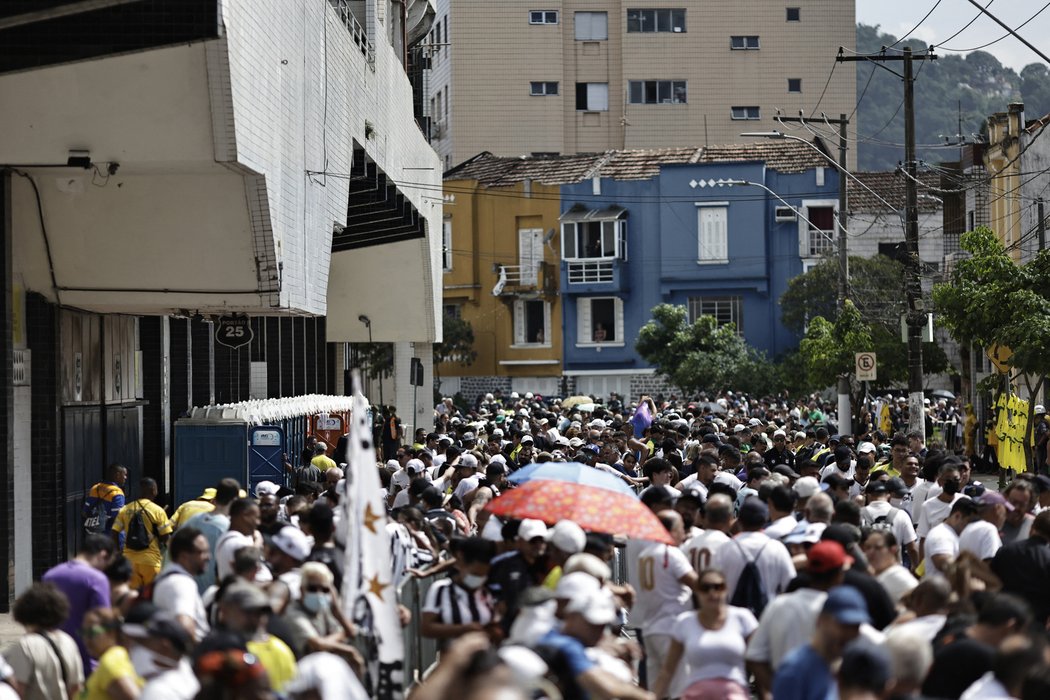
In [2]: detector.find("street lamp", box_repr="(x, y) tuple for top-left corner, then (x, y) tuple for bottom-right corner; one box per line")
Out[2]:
(358, 314), (384, 407)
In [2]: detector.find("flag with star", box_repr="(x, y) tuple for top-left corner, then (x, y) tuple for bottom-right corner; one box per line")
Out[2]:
(343, 370), (403, 700)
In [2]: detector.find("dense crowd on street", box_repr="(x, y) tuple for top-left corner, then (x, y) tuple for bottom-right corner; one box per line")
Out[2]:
(5, 389), (1050, 699)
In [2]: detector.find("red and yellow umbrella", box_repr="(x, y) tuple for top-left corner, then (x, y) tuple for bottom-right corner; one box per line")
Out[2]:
(485, 479), (673, 544)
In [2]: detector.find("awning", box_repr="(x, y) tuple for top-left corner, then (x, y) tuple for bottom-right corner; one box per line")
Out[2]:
(559, 203), (628, 222)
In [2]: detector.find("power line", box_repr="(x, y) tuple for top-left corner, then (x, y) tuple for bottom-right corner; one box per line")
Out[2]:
(937, 1), (1050, 52)
(884, 0), (944, 49)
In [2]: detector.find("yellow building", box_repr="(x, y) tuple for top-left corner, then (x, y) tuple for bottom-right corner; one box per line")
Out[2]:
(985, 102), (1025, 263)
(438, 153), (602, 398)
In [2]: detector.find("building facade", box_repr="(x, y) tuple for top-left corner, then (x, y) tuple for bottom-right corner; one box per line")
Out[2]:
(424, 0), (856, 170)
(1, 0), (440, 605)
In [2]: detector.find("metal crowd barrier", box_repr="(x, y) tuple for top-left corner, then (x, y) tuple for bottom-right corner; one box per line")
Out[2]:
(400, 574), (440, 686)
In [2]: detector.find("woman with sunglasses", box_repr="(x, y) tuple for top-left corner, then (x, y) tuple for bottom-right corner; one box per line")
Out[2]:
(651, 568), (758, 700)
(80, 607), (141, 700)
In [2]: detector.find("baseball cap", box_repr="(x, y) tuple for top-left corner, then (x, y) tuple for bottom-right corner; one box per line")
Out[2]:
(520, 434), (535, 445)
(839, 640), (892, 692)
(822, 585), (871, 625)
(773, 430), (786, 438)
(793, 476), (821, 499)
(489, 454), (507, 466)
(124, 611), (192, 654)
(865, 480), (890, 495)
(748, 418), (762, 427)
(199, 487), (217, 500)
(857, 442), (877, 455)
(834, 445), (853, 462)
(784, 522), (827, 545)
(589, 419), (607, 430)
(438, 435), (453, 445)
(222, 582), (272, 611)
(808, 540), (853, 574)
(738, 497), (770, 527)
(462, 431), (477, 442)
(975, 491), (1015, 511)
(885, 477), (909, 498)
(564, 553), (612, 582)
(517, 519), (549, 541)
(568, 437), (584, 448)
(550, 520), (586, 554)
(1037, 405), (1047, 415)
(733, 424), (747, 433)
(271, 526), (311, 562)
(773, 464), (801, 479)
(405, 458), (425, 474)
(457, 454), (479, 471)
(795, 430), (807, 440)
(565, 588), (617, 626)
(1035, 475), (1050, 493)
(554, 571), (601, 600)
(255, 481), (279, 498)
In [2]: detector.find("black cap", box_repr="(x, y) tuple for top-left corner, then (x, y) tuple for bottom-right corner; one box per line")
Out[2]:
(773, 464), (800, 479)
(865, 480), (890, 495)
(834, 445), (853, 461)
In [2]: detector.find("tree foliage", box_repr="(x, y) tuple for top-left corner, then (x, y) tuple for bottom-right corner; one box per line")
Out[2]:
(434, 315), (478, 374)
(635, 304), (755, 396)
(933, 227), (1050, 464)
(780, 256), (950, 386)
(855, 24), (1050, 171)
(356, 343), (393, 380)
(798, 300), (873, 389)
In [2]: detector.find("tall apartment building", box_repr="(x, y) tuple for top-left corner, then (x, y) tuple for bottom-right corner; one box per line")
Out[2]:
(425, 0), (856, 170)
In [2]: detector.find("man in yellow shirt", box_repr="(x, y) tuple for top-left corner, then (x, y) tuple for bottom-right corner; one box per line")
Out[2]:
(310, 442), (338, 472)
(111, 478), (174, 588)
(218, 582), (297, 692)
(170, 488), (216, 529)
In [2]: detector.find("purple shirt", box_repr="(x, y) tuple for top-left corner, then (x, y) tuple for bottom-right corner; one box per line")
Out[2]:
(42, 559), (111, 672)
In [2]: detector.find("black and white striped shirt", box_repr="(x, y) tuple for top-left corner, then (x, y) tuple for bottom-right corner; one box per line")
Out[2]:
(422, 578), (495, 628)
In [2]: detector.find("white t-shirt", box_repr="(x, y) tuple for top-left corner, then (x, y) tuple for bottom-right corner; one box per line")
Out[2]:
(910, 479), (935, 515)
(917, 494), (965, 538)
(153, 563), (210, 641)
(214, 530), (272, 583)
(638, 484), (681, 500)
(923, 522), (959, 578)
(958, 520), (1002, 561)
(671, 607), (759, 687)
(682, 529), (731, 574)
(452, 476), (480, 502)
(820, 463), (854, 480)
(712, 532), (796, 604)
(876, 564), (918, 602)
(141, 658), (200, 700)
(892, 478), (926, 522)
(631, 543), (694, 633)
(863, 500), (917, 546)
(391, 488), (412, 509)
(764, 515), (799, 541)
(889, 613), (947, 644)
(745, 588), (826, 668)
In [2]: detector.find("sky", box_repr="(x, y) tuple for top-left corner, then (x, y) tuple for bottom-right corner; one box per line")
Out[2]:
(856, 0), (1050, 73)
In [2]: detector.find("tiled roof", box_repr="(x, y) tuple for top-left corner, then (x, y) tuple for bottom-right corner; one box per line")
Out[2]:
(847, 171), (942, 213)
(445, 140), (833, 186)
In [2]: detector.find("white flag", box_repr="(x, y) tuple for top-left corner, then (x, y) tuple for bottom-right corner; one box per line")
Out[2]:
(343, 371), (403, 699)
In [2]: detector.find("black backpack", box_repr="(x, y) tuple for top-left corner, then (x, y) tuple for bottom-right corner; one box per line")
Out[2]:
(861, 505), (900, 534)
(729, 539), (770, 617)
(124, 503), (152, 551)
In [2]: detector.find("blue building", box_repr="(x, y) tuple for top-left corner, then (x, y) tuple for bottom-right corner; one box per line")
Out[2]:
(559, 143), (838, 397)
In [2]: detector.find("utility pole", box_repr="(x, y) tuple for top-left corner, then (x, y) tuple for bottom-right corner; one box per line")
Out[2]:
(839, 46), (936, 439)
(776, 113), (849, 307)
(1039, 198), (1046, 251)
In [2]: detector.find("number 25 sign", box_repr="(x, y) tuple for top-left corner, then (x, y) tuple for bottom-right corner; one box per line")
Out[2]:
(215, 317), (254, 350)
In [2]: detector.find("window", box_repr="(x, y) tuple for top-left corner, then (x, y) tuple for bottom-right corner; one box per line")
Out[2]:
(731, 106), (760, 120)
(626, 8), (686, 32)
(696, 205), (728, 263)
(788, 78), (802, 93)
(786, 7), (801, 21)
(730, 35), (760, 50)
(574, 12), (608, 40)
(529, 10), (558, 24)
(628, 80), (687, 104)
(575, 83), (609, 111)
(562, 218), (626, 260)
(443, 304), (461, 319)
(799, 202), (836, 257)
(688, 297), (743, 332)
(530, 81), (559, 96)
(513, 299), (551, 346)
(442, 218), (453, 271)
(577, 297), (625, 346)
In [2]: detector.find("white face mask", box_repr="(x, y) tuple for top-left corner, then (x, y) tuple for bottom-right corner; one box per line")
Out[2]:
(129, 645), (173, 679)
(302, 591), (331, 614)
(461, 573), (487, 590)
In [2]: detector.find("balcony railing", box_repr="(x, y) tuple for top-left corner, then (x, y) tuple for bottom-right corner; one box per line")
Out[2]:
(493, 262), (550, 295)
(567, 260), (614, 284)
(330, 0), (376, 70)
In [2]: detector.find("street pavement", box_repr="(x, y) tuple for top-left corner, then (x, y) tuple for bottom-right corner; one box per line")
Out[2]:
(0, 614), (21, 649)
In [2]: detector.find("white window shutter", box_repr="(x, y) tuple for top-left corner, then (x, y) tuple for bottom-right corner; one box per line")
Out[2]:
(712, 208), (727, 260)
(518, 229), (542, 285)
(588, 83), (609, 111)
(577, 298), (591, 343)
(614, 298), (625, 342)
(514, 300), (525, 344)
(798, 209), (808, 257)
(531, 230), (544, 283)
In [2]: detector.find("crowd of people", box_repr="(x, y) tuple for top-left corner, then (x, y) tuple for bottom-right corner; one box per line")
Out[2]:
(4, 389), (1050, 700)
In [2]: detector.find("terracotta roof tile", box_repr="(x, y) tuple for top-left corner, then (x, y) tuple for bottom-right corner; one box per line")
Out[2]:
(847, 171), (942, 213)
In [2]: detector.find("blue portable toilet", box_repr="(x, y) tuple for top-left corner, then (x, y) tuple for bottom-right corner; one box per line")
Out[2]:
(173, 395), (356, 504)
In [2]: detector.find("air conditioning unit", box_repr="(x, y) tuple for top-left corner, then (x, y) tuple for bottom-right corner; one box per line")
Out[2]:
(774, 205), (797, 222)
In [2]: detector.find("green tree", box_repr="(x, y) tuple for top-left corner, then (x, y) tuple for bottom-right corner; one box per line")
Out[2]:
(635, 304), (754, 396)
(434, 315), (478, 379)
(357, 343), (393, 380)
(934, 226), (1050, 468)
(798, 299), (873, 390)
(780, 255), (950, 386)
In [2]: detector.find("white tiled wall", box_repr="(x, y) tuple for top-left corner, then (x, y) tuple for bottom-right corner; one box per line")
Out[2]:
(12, 386), (33, 595)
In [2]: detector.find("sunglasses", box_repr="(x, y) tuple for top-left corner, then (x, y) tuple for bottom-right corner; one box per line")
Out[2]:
(303, 584), (329, 593)
(698, 582), (726, 593)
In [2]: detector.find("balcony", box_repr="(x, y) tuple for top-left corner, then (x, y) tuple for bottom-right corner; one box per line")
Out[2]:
(562, 258), (629, 293)
(492, 262), (554, 296)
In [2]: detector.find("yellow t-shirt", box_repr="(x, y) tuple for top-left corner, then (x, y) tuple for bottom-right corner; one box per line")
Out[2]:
(541, 565), (563, 590)
(170, 499), (214, 529)
(247, 636), (297, 692)
(111, 499), (173, 567)
(82, 645), (142, 700)
(311, 454), (338, 472)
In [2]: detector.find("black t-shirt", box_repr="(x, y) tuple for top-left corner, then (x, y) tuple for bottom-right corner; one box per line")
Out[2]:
(991, 537), (1050, 625)
(486, 551), (546, 633)
(306, 544), (344, 591)
(785, 568), (897, 630)
(922, 636), (993, 699)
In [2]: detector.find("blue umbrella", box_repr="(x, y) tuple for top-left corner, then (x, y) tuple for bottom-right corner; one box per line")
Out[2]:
(508, 461), (636, 497)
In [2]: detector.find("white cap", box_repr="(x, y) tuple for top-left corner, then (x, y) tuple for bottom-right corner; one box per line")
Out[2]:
(525, 392), (534, 400)
(568, 437), (584, 448)
(857, 441), (877, 455)
(511, 392), (520, 399)
(517, 519), (549, 541)
(793, 476), (821, 499)
(564, 553), (612, 582)
(1037, 405), (1047, 414)
(773, 430), (786, 438)
(589, 419), (607, 430)
(489, 454), (507, 466)
(555, 570), (601, 599)
(405, 458), (425, 473)
(565, 588), (617, 625)
(784, 522), (826, 545)
(271, 526), (311, 561)
(520, 434), (535, 444)
(491, 428), (504, 438)
(550, 520), (586, 554)
(385, 459), (400, 470)
(255, 480), (279, 497)
(458, 453), (479, 471)
(733, 424), (747, 433)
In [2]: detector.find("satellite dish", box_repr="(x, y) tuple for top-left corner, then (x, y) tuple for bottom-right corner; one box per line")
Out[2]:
(543, 228), (556, 244)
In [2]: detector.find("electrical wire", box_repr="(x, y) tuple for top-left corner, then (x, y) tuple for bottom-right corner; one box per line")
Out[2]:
(809, 61), (837, 117)
(937, 1), (1050, 52)
(884, 1), (944, 49)
(931, 0), (994, 48)
(8, 169), (61, 304)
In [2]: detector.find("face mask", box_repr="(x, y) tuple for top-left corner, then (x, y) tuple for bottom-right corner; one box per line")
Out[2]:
(461, 573), (487, 589)
(129, 646), (171, 679)
(302, 592), (331, 614)
(943, 481), (960, 495)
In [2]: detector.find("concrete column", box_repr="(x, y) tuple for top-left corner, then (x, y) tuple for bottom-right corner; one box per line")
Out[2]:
(392, 342), (433, 439)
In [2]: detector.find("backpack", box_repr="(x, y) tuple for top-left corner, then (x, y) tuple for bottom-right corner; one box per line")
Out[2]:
(729, 538), (769, 617)
(139, 568), (184, 603)
(83, 486), (111, 534)
(124, 503), (152, 551)
(861, 505), (900, 534)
